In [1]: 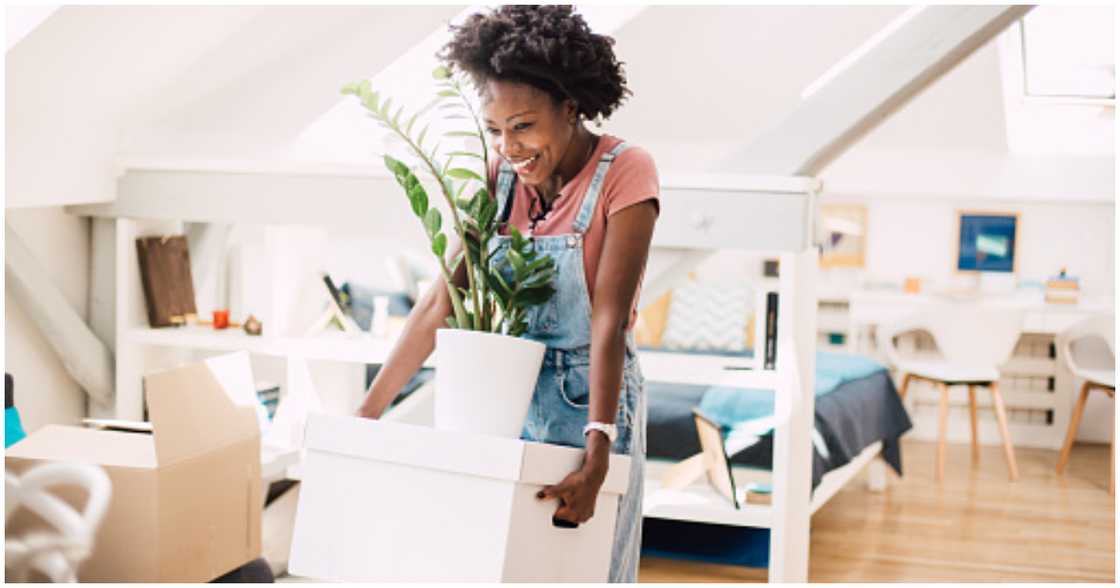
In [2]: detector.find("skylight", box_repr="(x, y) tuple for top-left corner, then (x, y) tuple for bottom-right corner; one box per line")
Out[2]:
(1020, 5), (1114, 100)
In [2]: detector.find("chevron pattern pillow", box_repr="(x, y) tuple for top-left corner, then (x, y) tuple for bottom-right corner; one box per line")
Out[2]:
(660, 283), (752, 353)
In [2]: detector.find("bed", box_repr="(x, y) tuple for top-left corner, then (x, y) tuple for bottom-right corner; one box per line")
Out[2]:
(644, 349), (912, 490)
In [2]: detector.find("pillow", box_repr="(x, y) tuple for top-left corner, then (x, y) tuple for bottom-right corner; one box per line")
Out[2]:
(660, 282), (753, 353)
(635, 291), (673, 347)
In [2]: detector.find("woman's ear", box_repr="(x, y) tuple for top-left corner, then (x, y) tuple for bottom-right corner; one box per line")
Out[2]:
(564, 98), (579, 124)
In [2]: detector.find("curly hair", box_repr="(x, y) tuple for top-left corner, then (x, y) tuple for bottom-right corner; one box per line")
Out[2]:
(438, 5), (631, 122)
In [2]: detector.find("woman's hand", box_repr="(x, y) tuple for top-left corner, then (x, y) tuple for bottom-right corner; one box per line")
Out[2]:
(537, 431), (611, 526)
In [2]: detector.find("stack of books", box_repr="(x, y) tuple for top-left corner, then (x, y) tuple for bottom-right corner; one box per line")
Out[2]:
(1045, 271), (1080, 304)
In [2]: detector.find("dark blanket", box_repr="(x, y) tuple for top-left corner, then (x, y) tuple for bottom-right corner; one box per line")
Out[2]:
(645, 370), (912, 489)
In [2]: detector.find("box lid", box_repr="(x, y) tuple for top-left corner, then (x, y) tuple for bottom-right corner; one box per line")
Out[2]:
(6, 425), (157, 468)
(144, 351), (260, 464)
(303, 414), (630, 494)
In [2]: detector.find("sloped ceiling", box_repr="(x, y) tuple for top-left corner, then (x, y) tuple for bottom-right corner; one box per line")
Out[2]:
(5, 5), (464, 206)
(601, 5), (1009, 169)
(6, 5), (1111, 206)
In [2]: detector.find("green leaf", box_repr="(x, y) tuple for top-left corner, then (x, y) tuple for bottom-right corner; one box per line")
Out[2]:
(424, 208), (442, 237)
(341, 81), (361, 95)
(380, 97), (393, 119)
(408, 184), (428, 217)
(446, 168), (484, 183)
(391, 105), (405, 127)
(507, 248), (526, 275)
(445, 316), (459, 329)
(417, 124), (431, 149)
(437, 89), (458, 98)
(432, 233), (447, 257)
(448, 151), (484, 160)
(445, 130), (480, 139)
(432, 65), (451, 80)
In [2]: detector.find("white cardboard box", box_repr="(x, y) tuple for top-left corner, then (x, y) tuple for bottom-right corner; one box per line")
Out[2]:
(288, 414), (632, 582)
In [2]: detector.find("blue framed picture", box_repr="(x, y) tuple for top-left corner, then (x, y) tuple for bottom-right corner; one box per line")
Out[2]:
(956, 212), (1018, 273)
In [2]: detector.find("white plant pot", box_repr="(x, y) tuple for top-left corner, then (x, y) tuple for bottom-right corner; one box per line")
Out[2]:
(434, 329), (546, 438)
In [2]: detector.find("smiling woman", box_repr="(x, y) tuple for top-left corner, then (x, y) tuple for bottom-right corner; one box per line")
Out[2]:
(425, 5), (660, 582)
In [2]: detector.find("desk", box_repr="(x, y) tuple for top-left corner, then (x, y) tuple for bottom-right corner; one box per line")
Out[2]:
(848, 290), (1112, 347)
(845, 289), (1113, 450)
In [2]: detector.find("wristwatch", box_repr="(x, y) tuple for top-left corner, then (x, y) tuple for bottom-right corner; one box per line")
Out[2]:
(582, 421), (618, 443)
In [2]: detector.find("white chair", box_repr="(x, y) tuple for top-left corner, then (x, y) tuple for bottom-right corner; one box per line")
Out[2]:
(1055, 314), (1115, 495)
(878, 305), (1023, 482)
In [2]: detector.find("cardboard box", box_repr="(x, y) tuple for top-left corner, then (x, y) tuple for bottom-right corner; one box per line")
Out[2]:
(5, 352), (262, 582)
(289, 414), (632, 582)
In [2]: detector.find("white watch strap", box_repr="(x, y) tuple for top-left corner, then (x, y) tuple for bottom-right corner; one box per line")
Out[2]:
(583, 421), (617, 443)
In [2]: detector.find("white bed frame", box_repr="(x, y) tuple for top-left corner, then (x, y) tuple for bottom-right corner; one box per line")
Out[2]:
(632, 172), (888, 582)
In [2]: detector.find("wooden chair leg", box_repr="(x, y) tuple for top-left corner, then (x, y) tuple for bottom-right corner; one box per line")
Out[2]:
(968, 384), (979, 463)
(898, 373), (913, 400)
(988, 381), (1020, 481)
(937, 381), (949, 483)
(1056, 381), (1092, 475)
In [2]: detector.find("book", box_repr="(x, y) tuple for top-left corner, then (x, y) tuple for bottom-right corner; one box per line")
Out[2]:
(742, 482), (772, 505)
(764, 291), (779, 370)
(135, 235), (197, 327)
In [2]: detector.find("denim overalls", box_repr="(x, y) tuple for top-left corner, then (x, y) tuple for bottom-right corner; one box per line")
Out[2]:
(488, 141), (647, 583)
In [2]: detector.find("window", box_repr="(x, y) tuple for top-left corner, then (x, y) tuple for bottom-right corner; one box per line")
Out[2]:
(1019, 5), (1114, 100)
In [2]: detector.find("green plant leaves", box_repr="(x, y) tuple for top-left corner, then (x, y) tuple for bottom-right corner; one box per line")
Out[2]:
(446, 168), (483, 183)
(424, 208), (442, 237)
(343, 67), (559, 335)
(431, 233), (447, 257)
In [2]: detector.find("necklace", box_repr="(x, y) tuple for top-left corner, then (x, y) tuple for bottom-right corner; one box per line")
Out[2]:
(528, 133), (597, 233)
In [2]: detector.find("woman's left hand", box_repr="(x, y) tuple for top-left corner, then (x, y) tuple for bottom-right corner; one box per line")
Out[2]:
(537, 434), (611, 526)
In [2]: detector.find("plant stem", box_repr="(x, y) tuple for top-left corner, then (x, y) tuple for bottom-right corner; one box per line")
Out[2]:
(386, 118), (481, 330)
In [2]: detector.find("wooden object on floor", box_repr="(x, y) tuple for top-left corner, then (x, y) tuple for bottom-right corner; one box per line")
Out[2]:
(639, 439), (1115, 583)
(1054, 313), (1115, 495)
(1057, 381), (1115, 495)
(135, 235), (197, 328)
(899, 375), (1019, 481)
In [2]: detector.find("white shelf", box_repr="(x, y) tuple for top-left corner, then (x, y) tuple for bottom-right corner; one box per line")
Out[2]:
(124, 326), (431, 366)
(638, 350), (778, 389)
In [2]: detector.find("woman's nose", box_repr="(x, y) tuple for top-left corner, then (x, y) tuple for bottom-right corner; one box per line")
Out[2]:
(494, 132), (517, 159)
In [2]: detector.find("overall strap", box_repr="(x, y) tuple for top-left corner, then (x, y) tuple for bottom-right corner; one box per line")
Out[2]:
(572, 141), (630, 235)
(496, 162), (517, 224)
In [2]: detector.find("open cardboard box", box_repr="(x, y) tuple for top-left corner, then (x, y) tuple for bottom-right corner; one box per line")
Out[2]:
(6, 352), (263, 582)
(289, 413), (632, 582)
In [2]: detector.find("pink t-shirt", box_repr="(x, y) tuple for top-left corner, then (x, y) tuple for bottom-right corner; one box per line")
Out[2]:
(488, 134), (660, 329)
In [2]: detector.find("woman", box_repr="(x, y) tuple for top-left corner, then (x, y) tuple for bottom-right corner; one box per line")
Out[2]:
(357, 5), (659, 582)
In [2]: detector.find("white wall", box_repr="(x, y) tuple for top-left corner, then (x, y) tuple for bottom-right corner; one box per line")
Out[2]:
(4, 208), (91, 432)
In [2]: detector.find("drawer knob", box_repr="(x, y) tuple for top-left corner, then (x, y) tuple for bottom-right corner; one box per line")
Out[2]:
(690, 212), (712, 230)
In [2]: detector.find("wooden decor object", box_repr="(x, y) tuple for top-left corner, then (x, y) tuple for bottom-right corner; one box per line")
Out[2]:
(136, 236), (197, 328)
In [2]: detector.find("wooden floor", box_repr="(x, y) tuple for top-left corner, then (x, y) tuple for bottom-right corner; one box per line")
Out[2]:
(640, 438), (1116, 583)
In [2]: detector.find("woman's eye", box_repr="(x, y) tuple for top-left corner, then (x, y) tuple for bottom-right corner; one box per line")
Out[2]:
(486, 128), (500, 136)
(514, 122), (532, 131)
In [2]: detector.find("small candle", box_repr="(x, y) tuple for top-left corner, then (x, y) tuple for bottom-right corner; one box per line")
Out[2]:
(212, 309), (230, 329)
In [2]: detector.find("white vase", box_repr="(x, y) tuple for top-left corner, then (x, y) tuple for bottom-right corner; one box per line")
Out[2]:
(434, 329), (546, 438)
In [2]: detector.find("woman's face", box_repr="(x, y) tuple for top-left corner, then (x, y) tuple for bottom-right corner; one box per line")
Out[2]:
(481, 80), (576, 187)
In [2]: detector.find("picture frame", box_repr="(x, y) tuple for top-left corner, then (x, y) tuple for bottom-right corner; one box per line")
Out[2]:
(954, 210), (1020, 274)
(819, 203), (867, 269)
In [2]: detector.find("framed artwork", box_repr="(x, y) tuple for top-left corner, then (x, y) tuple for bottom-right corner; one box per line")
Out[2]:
(955, 211), (1019, 274)
(819, 203), (867, 269)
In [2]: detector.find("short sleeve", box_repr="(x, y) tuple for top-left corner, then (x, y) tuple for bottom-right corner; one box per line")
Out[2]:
(601, 145), (660, 219)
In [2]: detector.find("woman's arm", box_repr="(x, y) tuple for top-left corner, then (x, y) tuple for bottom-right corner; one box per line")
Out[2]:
(540, 200), (658, 524)
(356, 243), (468, 419)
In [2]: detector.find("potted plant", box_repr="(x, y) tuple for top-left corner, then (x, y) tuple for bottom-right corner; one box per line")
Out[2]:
(341, 67), (556, 438)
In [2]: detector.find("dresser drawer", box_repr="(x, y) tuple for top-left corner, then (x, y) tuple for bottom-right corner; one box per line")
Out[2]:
(652, 188), (811, 252)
